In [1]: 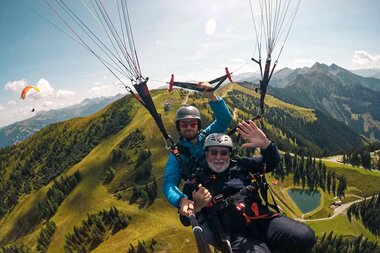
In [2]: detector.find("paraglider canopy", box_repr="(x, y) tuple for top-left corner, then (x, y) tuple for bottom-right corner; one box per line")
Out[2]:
(21, 85), (40, 99)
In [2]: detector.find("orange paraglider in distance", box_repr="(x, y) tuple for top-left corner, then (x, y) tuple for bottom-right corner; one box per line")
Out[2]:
(21, 85), (40, 99)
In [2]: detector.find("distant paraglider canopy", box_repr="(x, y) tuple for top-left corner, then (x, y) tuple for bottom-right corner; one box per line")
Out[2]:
(21, 85), (40, 99)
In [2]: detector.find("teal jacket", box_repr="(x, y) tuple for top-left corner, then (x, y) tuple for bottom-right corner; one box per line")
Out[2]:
(163, 96), (232, 208)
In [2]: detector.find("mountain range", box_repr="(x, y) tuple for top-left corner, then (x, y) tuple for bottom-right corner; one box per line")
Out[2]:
(234, 65), (380, 88)
(351, 68), (380, 79)
(2, 63), (377, 148)
(238, 63), (380, 141)
(0, 94), (123, 148)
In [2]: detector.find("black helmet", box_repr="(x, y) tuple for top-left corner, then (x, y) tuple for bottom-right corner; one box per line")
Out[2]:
(175, 105), (201, 131)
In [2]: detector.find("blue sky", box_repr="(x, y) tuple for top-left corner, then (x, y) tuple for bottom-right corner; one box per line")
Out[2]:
(0, 0), (379, 127)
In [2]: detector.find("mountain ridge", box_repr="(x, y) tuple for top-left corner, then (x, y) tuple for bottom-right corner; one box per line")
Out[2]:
(0, 94), (123, 148)
(265, 63), (380, 141)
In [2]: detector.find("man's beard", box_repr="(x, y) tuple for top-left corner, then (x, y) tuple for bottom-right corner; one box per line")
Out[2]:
(208, 160), (230, 173)
(181, 130), (198, 140)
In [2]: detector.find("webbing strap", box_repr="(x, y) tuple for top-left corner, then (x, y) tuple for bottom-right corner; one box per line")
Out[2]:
(126, 80), (174, 145)
(259, 176), (280, 214)
(207, 210), (233, 253)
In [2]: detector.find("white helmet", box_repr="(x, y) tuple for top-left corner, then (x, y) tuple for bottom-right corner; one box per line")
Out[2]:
(204, 133), (234, 150)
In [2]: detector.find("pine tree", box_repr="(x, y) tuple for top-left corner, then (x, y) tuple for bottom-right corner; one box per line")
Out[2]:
(128, 244), (136, 253)
(342, 153), (347, 164)
(284, 152), (292, 174)
(336, 176), (347, 198)
(347, 206), (352, 222)
(361, 151), (371, 169)
(136, 241), (148, 253)
(327, 171), (331, 194)
(331, 172), (336, 196)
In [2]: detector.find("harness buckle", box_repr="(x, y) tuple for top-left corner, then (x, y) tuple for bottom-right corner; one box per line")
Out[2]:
(212, 194), (224, 204)
(207, 194), (224, 207)
(236, 202), (245, 211)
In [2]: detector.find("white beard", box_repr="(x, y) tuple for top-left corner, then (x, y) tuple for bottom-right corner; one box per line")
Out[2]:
(208, 160), (230, 173)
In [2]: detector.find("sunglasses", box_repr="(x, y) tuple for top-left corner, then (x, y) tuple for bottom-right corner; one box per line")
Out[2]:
(179, 121), (198, 128)
(208, 149), (230, 157)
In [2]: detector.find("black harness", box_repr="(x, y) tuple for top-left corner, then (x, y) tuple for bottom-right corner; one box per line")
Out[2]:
(180, 157), (280, 253)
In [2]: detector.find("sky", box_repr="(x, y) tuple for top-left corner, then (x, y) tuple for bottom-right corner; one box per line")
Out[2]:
(0, 0), (379, 127)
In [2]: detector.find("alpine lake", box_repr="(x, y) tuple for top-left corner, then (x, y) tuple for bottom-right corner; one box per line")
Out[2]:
(287, 188), (321, 214)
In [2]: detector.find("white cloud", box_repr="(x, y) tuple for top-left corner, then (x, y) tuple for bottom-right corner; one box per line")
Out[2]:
(41, 101), (54, 108)
(3, 78), (76, 101)
(5, 79), (27, 91)
(352, 50), (380, 65)
(0, 78), (79, 127)
(55, 90), (75, 98)
(90, 85), (107, 93)
(89, 82), (120, 97)
(36, 78), (54, 97)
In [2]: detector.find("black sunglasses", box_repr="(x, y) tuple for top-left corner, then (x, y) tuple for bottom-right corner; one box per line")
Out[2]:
(207, 149), (229, 157)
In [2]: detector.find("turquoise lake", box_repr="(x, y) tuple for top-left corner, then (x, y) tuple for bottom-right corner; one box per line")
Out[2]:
(288, 189), (321, 214)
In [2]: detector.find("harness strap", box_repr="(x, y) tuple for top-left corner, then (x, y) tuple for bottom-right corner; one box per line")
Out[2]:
(239, 202), (280, 223)
(257, 175), (281, 214)
(171, 145), (194, 182)
(207, 209), (233, 253)
(126, 80), (174, 147)
(268, 186), (280, 213)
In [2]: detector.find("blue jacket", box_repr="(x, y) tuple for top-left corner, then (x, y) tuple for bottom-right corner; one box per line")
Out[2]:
(163, 96), (232, 208)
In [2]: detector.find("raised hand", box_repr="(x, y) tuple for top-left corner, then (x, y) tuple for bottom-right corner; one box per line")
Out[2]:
(198, 82), (217, 101)
(236, 120), (270, 149)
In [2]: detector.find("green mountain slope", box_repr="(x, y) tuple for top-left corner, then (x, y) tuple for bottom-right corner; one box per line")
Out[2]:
(224, 84), (366, 156)
(0, 84), (378, 252)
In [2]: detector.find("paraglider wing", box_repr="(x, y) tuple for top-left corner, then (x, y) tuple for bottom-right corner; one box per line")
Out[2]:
(21, 85), (40, 99)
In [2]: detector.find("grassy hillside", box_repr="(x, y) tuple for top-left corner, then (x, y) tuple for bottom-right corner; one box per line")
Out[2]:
(0, 84), (379, 252)
(222, 84), (366, 156)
